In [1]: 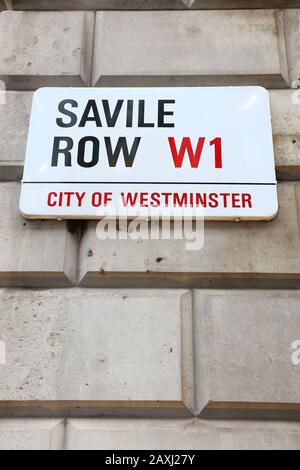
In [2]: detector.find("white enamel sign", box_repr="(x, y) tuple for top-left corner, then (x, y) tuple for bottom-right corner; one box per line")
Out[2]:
(20, 86), (277, 220)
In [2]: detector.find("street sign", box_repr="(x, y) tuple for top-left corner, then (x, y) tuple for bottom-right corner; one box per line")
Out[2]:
(20, 86), (277, 220)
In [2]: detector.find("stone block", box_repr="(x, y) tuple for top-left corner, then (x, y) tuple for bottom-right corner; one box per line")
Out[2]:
(66, 418), (300, 450)
(270, 90), (300, 180)
(79, 182), (300, 288)
(0, 11), (94, 90)
(6, 1), (300, 10)
(0, 288), (193, 417)
(0, 92), (32, 181)
(92, 10), (289, 88)
(194, 289), (300, 419)
(283, 10), (300, 87)
(0, 182), (77, 286)
(0, 419), (64, 450)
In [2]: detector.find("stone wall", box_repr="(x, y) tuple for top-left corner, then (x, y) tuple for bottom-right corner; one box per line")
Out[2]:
(0, 0), (300, 450)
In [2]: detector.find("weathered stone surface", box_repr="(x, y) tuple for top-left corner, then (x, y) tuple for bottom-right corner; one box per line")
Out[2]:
(0, 11), (94, 90)
(0, 183), (77, 286)
(270, 90), (300, 180)
(283, 9), (300, 87)
(0, 289), (193, 416)
(0, 92), (32, 181)
(0, 419), (64, 450)
(79, 183), (300, 288)
(92, 10), (289, 88)
(66, 418), (300, 450)
(194, 290), (300, 419)
(274, 136), (300, 180)
(6, 1), (300, 10)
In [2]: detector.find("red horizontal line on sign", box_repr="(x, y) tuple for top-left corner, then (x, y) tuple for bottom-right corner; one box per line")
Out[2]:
(22, 182), (276, 186)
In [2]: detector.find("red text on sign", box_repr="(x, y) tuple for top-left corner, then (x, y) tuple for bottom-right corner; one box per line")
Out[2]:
(168, 137), (223, 169)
